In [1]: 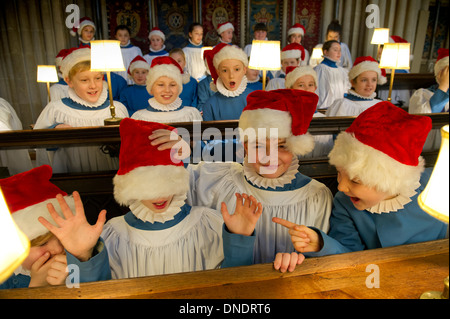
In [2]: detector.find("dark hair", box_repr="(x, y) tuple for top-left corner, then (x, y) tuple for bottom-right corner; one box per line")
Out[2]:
(327, 20), (342, 36)
(115, 24), (131, 35)
(254, 22), (268, 32)
(188, 23), (203, 34)
(322, 40), (340, 52)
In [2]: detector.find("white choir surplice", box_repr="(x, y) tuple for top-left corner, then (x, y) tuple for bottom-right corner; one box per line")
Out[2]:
(131, 97), (202, 123)
(326, 90), (382, 117)
(182, 40), (207, 81)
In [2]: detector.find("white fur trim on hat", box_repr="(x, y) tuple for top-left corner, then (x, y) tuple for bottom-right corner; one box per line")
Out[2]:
(288, 26), (305, 36)
(113, 165), (189, 206)
(60, 47), (91, 79)
(435, 56), (449, 77)
(285, 66), (318, 88)
(217, 22), (234, 35)
(146, 64), (187, 95)
(281, 49), (301, 61)
(149, 29), (165, 42)
(328, 131), (425, 197)
(70, 19), (96, 37)
(212, 45), (248, 70)
(348, 61), (386, 85)
(12, 196), (75, 241)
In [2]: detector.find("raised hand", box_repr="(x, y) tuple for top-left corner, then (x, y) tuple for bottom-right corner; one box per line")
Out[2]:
(149, 129), (191, 162)
(221, 193), (263, 237)
(38, 191), (107, 262)
(272, 217), (322, 253)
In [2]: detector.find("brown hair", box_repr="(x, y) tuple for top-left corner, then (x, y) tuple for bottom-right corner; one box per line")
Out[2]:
(30, 232), (54, 247)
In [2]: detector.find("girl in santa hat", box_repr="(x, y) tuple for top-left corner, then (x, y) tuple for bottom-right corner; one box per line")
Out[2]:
(326, 56), (386, 116)
(70, 17), (96, 47)
(187, 89), (333, 266)
(143, 27), (169, 66)
(287, 23), (310, 64)
(217, 21), (235, 45)
(131, 56), (202, 123)
(274, 102), (447, 262)
(33, 46), (129, 173)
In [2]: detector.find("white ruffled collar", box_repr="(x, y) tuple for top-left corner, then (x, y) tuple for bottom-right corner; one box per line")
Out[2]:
(148, 97), (182, 111)
(129, 193), (187, 224)
(348, 89), (377, 100)
(216, 76), (248, 97)
(366, 182), (420, 214)
(149, 45), (166, 53)
(243, 156), (299, 189)
(67, 81), (109, 108)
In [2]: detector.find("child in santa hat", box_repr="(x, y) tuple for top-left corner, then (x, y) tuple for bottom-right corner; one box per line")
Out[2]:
(188, 89), (333, 265)
(287, 23), (310, 64)
(49, 48), (71, 101)
(183, 23), (207, 82)
(314, 40), (351, 110)
(33, 46), (129, 173)
(326, 56), (386, 116)
(266, 43), (306, 91)
(197, 49), (215, 112)
(119, 55), (151, 116)
(143, 27), (169, 66)
(0, 165), (86, 289)
(202, 43), (253, 121)
(70, 17), (96, 47)
(169, 48), (199, 110)
(114, 25), (144, 85)
(274, 102), (447, 261)
(217, 21), (235, 45)
(131, 56), (202, 123)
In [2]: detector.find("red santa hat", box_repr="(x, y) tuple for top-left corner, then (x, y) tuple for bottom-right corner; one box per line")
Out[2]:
(205, 43), (248, 91)
(60, 46), (91, 79)
(434, 48), (449, 77)
(113, 118), (189, 206)
(55, 48), (71, 68)
(285, 65), (318, 88)
(288, 23), (306, 37)
(389, 35), (408, 44)
(146, 56), (190, 94)
(348, 56), (387, 85)
(0, 165), (75, 241)
(217, 22), (234, 35)
(281, 43), (306, 61)
(329, 101), (432, 196)
(70, 17), (96, 37)
(148, 27), (165, 42)
(127, 55), (150, 79)
(239, 89), (318, 156)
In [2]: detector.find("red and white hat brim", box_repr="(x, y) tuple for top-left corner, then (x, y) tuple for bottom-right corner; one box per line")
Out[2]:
(217, 22), (234, 35)
(128, 61), (150, 79)
(149, 30), (165, 42)
(281, 49), (302, 61)
(146, 64), (188, 95)
(212, 45), (248, 71)
(285, 66), (318, 88)
(288, 27), (305, 36)
(60, 47), (91, 79)
(348, 61), (386, 85)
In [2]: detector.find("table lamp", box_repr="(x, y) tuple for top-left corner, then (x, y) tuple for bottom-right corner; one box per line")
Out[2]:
(418, 125), (449, 299)
(90, 40), (125, 126)
(249, 40), (281, 90)
(371, 28), (390, 61)
(310, 47), (324, 66)
(37, 65), (59, 102)
(379, 42), (410, 102)
(0, 187), (30, 284)
(201, 46), (213, 60)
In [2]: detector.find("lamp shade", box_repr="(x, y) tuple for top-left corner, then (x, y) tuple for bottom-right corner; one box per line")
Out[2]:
(379, 43), (410, 70)
(0, 187), (30, 284)
(371, 28), (390, 45)
(37, 65), (58, 83)
(311, 47), (324, 60)
(201, 46), (213, 59)
(418, 125), (449, 223)
(90, 40), (125, 72)
(249, 40), (281, 71)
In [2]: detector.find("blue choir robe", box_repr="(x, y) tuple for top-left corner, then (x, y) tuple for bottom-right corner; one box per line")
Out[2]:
(197, 74), (214, 112)
(305, 168), (448, 257)
(180, 76), (199, 109)
(202, 86), (254, 121)
(247, 80), (263, 91)
(119, 84), (151, 116)
(105, 72), (127, 101)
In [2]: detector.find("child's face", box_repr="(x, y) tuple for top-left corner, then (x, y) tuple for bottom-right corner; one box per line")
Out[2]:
(116, 29), (131, 46)
(244, 138), (294, 178)
(150, 76), (179, 105)
(254, 30), (267, 40)
(132, 68), (149, 86)
(218, 59), (247, 91)
(336, 168), (393, 211)
(246, 67), (260, 82)
(80, 26), (95, 41)
(324, 43), (341, 61)
(351, 71), (378, 97)
(189, 26), (203, 45)
(22, 236), (64, 271)
(141, 195), (174, 214)
(281, 58), (299, 73)
(150, 35), (164, 51)
(220, 28), (234, 43)
(289, 33), (303, 44)
(66, 70), (104, 104)
(170, 52), (186, 70)
(326, 31), (340, 42)
(291, 75), (317, 93)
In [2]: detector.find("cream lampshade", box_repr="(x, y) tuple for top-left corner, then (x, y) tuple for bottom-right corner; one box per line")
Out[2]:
(0, 187), (30, 284)
(201, 46), (213, 59)
(37, 65), (59, 102)
(310, 47), (324, 66)
(371, 28), (390, 60)
(379, 42), (410, 101)
(249, 40), (281, 90)
(90, 40), (125, 125)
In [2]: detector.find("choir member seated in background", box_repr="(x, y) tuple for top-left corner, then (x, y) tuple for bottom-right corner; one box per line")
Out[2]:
(143, 27), (169, 66)
(70, 17), (96, 47)
(197, 50), (215, 113)
(274, 102), (448, 271)
(33, 46), (129, 173)
(216, 21), (235, 45)
(169, 48), (199, 110)
(287, 23), (310, 65)
(182, 23), (207, 82)
(131, 56), (202, 123)
(49, 48), (70, 102)
(119, 55), (151, 116)
(314, 40), (351, 110)
(244, 22), (269, 57)
(326, 56), (386, 116)
(246, 62), (263, 91)
(114, 24), (143, 85)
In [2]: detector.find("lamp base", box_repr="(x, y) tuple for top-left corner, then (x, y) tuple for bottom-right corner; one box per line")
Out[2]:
(420, 276), (449, 299)
(104, 117), (123, 126)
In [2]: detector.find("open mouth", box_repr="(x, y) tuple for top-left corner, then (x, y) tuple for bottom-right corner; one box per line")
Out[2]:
(152, 200), (168, 210)
(350, 196), (361, 204)
(228, 81), (236, 89)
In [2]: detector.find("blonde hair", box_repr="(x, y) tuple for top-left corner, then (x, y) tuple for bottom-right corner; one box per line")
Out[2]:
(68, 60), (92, 80)
(30, 232), (54, 247)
